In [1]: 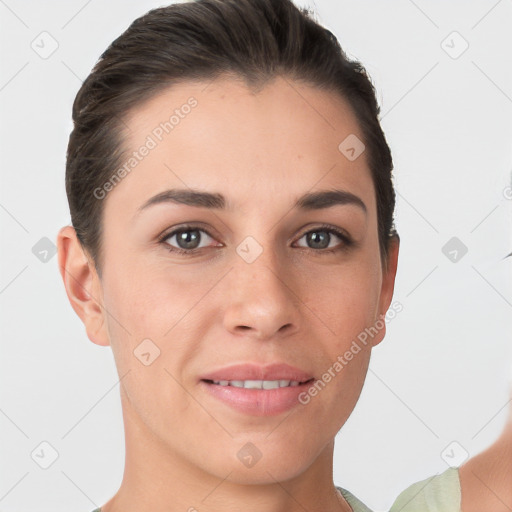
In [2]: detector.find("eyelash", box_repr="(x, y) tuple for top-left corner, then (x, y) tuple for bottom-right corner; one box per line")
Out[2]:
(157, 223), (353, 256)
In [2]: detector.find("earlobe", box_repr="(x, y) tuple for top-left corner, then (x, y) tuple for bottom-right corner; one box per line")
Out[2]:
(56, 226), (110, 347)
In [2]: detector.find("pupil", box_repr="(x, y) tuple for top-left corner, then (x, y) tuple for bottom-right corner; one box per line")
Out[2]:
(177, 230), (200, 249)
(307, 231), (329, 249)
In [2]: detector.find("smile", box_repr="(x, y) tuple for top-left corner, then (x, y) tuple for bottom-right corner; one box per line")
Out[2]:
(200, 377), (316, 416)
(205, 378), (312, 389)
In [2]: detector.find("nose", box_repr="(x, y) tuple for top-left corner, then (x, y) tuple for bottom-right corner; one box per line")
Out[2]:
(222, 246), (301, 341)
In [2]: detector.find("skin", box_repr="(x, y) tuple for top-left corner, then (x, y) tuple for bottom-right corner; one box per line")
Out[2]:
(459, 389), (512, 512)
(57, 75), (399, 512)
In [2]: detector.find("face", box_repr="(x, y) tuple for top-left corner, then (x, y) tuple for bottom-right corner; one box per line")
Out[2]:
(60, 75), (398, 485)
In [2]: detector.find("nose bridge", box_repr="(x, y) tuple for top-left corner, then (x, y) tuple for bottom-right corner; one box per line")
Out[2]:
(236, 233), (292, 293)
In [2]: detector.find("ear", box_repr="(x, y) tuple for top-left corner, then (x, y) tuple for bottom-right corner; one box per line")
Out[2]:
(371, 235), (400, 347)
(56, 225), (110, 347)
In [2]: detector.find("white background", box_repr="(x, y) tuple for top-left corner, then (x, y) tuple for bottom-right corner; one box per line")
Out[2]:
(1, 1), (511, 511)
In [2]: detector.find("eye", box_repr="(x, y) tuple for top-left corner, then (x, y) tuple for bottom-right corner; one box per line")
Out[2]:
(158, 223), (353, 255)
(159, 225), (219, 253)
(294, 226), (352, 252)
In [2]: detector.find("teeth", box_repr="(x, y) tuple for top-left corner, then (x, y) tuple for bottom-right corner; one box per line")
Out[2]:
(212, 379), (302, 389)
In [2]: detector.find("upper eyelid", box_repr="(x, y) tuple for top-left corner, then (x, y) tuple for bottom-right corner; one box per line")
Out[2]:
(159, 223), (217, 241)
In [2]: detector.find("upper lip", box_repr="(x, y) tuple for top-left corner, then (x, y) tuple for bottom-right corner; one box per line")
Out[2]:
(200, 363), (315, 382)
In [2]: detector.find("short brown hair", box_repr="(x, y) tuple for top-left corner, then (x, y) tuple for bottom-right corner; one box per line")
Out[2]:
(65, 0), (396, 277)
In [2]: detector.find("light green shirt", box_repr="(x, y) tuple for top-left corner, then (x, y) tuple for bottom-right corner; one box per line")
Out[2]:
(337, 486), (374, 511)
(90, 486), (372, 512)
(389, 467), (461, 512)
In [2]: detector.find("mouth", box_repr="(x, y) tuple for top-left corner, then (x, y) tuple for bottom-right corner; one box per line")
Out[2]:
(198, 362), (316, 415)
(201, 378), (315, 389)
(199, 370), (316, 415)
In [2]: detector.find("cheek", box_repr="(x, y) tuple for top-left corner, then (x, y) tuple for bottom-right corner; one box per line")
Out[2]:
(307, 261), (382, 412)
(102, 261), (206, 338)
(302, 264), (382, 345)
(101, 267), (201, 424)
(100, 261), (219, 393)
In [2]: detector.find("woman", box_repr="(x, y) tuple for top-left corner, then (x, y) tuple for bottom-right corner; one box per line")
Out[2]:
(56, 0), (399, 510)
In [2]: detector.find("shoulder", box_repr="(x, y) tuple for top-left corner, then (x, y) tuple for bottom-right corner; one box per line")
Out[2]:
(389, 467), (461, 512)
(336, 485), (374, 512)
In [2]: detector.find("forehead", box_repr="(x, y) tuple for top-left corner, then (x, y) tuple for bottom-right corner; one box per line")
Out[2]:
(105, 75), (376, 218)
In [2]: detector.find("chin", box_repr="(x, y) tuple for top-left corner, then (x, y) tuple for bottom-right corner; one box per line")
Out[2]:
(223, 460), (311, 486)
(217, 440), (320, 485)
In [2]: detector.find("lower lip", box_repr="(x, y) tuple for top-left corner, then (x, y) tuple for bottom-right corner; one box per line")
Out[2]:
(199, 379), (314, 416)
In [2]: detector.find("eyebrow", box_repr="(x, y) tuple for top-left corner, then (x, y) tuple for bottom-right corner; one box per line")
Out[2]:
(136, 188), (367, 215)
